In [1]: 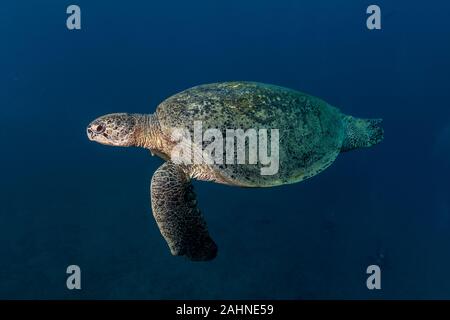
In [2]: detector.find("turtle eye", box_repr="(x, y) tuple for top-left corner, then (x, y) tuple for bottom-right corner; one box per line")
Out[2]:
(95, 124), (105, 133)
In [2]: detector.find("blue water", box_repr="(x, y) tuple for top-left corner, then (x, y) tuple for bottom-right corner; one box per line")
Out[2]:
(1, 0), (450, 299)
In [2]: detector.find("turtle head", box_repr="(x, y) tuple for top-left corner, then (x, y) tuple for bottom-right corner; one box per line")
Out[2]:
(87, 113), (138, 147)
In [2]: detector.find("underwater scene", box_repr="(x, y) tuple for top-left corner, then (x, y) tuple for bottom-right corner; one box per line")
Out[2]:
(1, 0), (450, 299)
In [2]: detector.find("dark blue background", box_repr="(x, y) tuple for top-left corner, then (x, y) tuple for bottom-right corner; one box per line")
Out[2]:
(1, 0), (449, 299)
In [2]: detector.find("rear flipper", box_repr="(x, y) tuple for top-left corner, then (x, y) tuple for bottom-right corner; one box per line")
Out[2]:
(341, 116), (384, 152)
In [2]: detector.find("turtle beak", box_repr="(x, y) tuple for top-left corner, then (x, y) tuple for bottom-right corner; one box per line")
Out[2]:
(87, 127), (95, 141)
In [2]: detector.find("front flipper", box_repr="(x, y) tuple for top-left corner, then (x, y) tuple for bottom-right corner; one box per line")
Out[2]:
(150, 162), (218, 261)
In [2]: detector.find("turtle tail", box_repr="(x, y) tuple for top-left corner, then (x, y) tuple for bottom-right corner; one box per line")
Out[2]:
(341, 116), (384, 152)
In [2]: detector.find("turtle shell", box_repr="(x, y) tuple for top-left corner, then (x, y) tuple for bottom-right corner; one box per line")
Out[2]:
(156, 82), (345, 187)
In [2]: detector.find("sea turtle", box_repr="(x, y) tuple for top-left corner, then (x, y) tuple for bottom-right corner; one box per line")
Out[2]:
(87, 82), (383, 261)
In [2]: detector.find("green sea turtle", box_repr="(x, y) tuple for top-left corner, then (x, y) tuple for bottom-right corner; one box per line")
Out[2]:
(87, 81), (383, 261)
